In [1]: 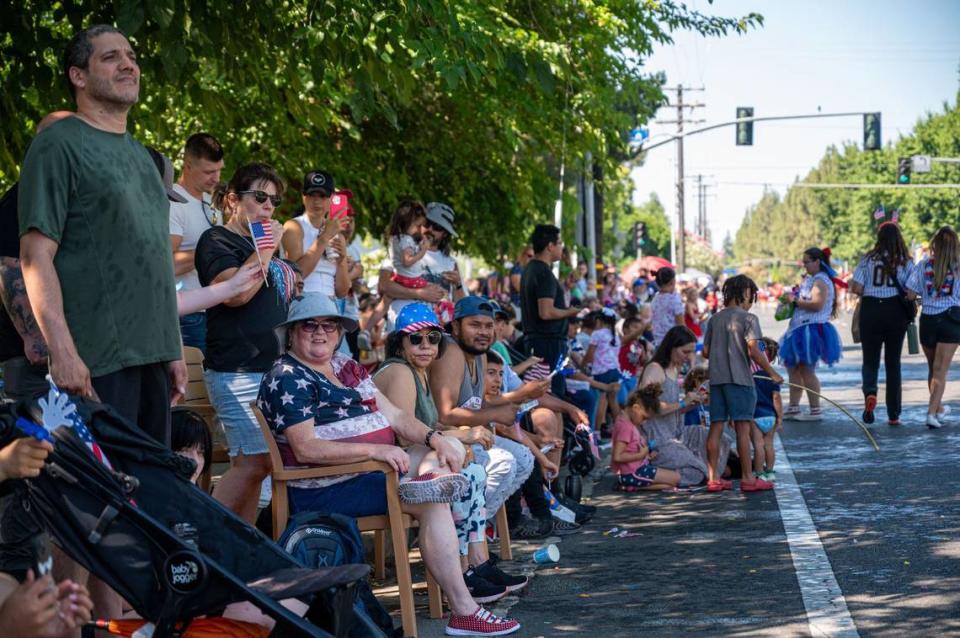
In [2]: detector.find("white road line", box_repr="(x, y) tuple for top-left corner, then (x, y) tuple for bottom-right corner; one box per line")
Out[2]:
(774, 434), (860, 638)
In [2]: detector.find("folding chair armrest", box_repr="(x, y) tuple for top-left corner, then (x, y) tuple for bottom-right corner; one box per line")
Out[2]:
(274, 460), (401, 483)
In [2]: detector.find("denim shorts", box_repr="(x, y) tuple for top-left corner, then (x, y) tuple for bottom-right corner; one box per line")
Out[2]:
(593, 369), (621, 384)
(203, 369), (268, 456)
(288, 472), (388, 518)
(709, 383), (757, 423)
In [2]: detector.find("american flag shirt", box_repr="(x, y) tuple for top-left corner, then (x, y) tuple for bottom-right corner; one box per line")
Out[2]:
(906, 257), (960, 315)
(257, 352), (395, 488)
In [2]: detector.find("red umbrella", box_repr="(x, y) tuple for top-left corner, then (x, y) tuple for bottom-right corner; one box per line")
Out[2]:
(640, 255), (675, 273)
(621, 255), (676, 283)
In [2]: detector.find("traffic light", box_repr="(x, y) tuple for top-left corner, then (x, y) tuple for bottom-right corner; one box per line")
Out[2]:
(736, 107), (754, 146)
(634, 222), (647, 253)
(897, 157), (911, 184)
(863, 113), (881, 151)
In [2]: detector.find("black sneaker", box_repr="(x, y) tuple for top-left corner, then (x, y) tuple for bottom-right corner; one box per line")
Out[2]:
(463, 567), (508, 603)
(551, 519), (581, 536)
(472, 559), (529, 593)
(510, 517), (552, 540)
(557, 496), (596, 523)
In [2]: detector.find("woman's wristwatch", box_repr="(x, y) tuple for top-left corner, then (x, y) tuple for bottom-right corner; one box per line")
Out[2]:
(425, 429), (443, 448)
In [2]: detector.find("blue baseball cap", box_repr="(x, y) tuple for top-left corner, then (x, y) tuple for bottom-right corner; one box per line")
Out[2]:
(395, 303), (442, 334)
(487, 300), (509, 320)
(453, 296), (495, 321)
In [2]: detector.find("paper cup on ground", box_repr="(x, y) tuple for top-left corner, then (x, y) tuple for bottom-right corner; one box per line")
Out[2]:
(532, 544), (560, 564)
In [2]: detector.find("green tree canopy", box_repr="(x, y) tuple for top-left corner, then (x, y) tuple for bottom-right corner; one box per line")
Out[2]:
(2, 0), (761, 260)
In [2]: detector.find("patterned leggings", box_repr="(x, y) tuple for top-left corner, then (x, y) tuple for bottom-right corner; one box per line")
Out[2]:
(472, 435), (535, 515)
(451, 463), (488, 556)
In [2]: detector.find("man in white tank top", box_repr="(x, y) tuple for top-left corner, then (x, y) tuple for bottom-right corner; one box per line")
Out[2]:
(280, 170), (351, 299)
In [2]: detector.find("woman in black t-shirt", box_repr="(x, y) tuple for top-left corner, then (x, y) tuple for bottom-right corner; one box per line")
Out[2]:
(195, 163), (294, 523)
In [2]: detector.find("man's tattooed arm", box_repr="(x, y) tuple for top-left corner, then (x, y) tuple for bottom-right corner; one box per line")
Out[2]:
(0, 256), (48, 364)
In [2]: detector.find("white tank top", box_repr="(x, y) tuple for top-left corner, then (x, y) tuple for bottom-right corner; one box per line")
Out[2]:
(790, 272), (834, 327)
(294, 214), (336, 296)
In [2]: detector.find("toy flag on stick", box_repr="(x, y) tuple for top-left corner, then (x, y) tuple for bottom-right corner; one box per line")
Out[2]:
(247, 220), (273, 287)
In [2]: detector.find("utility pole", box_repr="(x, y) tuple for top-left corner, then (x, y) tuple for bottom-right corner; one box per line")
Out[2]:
(656, 86), (704, 272)
(695, 174), (704, 238)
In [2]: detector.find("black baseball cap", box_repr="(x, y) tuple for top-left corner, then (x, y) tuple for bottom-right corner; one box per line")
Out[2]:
(302, 170), (334, 195)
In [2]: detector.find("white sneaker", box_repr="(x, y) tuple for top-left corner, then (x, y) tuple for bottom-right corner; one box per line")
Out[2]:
(796, 409), (823, 422)
(783, 406), (803, 421)
(926, 414), (943, 429)
(938, 405), (951, 420)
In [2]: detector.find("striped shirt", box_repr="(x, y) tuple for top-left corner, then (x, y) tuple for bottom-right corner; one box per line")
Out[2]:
(789, 272), (834, 327)
(906, 257), (960, 315)
(852, 255), (913, 299)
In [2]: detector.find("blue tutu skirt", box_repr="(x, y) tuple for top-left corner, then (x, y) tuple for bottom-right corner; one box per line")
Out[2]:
(780, 322), (842, 368)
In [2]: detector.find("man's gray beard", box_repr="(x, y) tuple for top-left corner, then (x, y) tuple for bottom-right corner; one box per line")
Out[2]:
(87, 76), (139, 110)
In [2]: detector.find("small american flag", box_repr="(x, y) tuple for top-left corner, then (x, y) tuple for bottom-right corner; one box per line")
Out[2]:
(249, 220), (275, 252)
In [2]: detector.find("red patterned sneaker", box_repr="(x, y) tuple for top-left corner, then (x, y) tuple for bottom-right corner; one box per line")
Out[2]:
(445, 607), (520, 636)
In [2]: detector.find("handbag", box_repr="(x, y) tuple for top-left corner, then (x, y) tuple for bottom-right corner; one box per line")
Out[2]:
(885, 258), (918, 322)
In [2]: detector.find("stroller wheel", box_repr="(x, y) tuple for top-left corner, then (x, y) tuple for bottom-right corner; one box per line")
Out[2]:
(564, 474), (583, 502)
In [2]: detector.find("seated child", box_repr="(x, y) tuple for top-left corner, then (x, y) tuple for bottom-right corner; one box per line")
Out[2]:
(751, 338), (783, 481)
(611, 384), (681, 491)
(682, 365), (710, 427)
(171, 407), (214, 485)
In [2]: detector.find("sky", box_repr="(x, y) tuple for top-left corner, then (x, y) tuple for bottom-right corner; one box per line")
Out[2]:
(630, 0), (960, 254)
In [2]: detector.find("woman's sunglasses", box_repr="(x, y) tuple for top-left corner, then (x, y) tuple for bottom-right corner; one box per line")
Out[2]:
(237, 190), (282, 207)
(406, 331), (442, 346)
(302, 319), (340, 334)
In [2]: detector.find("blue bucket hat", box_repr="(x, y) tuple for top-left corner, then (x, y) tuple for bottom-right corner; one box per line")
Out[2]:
(453, 296), (495, 321)
(395, 303), (443, 334)
(274, 293), (358, 348)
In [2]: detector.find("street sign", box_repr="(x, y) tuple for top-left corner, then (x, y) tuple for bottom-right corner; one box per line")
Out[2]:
(629, 127), (649, 145)
(912, 155), (932, 173)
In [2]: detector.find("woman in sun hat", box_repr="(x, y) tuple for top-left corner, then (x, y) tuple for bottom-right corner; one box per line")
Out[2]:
(259, 294), (520, 634)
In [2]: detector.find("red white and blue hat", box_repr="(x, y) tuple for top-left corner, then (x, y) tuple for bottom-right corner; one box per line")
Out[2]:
(395, 303), (443, 334)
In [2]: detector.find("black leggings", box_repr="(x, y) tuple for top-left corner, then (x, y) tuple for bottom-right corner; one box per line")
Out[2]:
(859, 296), (908, 419)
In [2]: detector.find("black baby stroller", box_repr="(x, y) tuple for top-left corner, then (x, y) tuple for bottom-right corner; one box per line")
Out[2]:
(0, 394), (372, 638)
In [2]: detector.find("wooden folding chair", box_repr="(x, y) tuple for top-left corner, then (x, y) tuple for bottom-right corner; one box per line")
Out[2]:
(252, 403), (442, 637)
(179, 347), (229, 491)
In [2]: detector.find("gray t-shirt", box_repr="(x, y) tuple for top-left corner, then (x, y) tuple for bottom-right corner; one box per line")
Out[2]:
(702, 307), (762, 387)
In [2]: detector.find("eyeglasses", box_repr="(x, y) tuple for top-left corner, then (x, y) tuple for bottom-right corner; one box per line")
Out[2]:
(406, 331), (442, 346)
(301, 319), (340, 334)
(237, 190), (282, 207)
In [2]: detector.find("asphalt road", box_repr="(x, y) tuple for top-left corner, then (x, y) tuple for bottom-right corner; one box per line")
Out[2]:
(404, 306), (960, 638)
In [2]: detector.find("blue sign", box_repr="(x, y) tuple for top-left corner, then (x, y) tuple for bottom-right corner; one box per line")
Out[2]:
(628, 127), (649, 144)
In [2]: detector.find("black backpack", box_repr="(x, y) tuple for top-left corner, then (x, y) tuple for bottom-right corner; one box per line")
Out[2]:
(279, 512), (400, 638)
